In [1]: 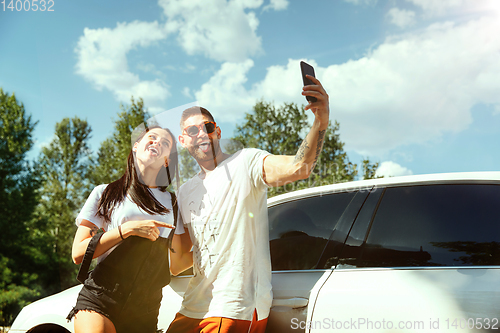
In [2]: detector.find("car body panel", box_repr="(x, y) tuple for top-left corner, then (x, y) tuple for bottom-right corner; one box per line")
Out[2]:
(9, 285), (82, 332)
(10, 172), (500, 332)
(310, 267), (500, 333)
(266, 270), (332, 333)
(157, 276), (189, 330)
(267, 172), (500, 208)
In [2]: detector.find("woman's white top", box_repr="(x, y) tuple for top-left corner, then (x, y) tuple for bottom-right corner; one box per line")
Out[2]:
(76, 184), (184, 262)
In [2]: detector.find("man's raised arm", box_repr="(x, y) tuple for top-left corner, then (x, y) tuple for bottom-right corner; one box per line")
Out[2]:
(263, 75), (330, 187)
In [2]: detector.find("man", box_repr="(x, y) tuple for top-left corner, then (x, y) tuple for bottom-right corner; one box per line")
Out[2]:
(167, 75), (329, 333)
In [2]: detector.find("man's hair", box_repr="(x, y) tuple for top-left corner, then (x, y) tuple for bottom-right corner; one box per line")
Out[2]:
(180, 106), (215, 129)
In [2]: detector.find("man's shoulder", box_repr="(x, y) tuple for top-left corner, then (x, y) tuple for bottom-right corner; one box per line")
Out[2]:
(241, 147), (269, 155)
(232, 148), (271, 162)
(178, 177), (199, 196)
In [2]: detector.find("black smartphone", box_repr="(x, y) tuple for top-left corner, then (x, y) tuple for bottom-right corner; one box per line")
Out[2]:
(300, 61), (317, 103)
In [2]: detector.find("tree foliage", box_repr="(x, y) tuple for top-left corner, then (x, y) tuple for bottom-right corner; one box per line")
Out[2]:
(90, 97), (150, 185)
(233, 100), (373, 197)
(0, 256), (39, 326)
(178, 147), (200, 185)
(0, 89), (39, 258)
(35, 117), (93, 290)
(362, 158), (380, 180)
(0, 89), (40, 326)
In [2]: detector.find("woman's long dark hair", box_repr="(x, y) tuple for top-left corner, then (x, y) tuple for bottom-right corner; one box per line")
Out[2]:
(96, 126), (179, 223)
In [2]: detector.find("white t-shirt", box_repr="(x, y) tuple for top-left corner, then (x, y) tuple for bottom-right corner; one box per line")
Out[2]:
(177, 148), (272, 321)
(76, 184), (185, 262)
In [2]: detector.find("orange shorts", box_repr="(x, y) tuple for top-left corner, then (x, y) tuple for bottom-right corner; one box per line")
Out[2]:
(165, 309), (268, 333)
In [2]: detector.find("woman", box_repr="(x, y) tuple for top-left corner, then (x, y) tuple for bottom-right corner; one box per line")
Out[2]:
(67, 125), (192, 333)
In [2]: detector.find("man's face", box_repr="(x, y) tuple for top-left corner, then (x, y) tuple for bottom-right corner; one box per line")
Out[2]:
(179, 114), (221, 163)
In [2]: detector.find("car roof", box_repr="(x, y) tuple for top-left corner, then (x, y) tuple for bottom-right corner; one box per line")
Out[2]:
(267, 171), (500, 207)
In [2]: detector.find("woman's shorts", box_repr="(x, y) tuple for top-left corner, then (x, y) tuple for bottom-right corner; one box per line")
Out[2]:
(67, 277), (162, 333)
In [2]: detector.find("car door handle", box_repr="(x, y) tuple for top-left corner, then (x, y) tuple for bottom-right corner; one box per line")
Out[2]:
(272, 297), (309, 309)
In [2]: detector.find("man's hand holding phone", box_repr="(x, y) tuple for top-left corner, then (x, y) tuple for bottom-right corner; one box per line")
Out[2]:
(300, 61), (329, 124)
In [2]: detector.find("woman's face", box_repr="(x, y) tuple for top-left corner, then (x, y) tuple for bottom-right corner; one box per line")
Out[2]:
(133, 128), (174, 170)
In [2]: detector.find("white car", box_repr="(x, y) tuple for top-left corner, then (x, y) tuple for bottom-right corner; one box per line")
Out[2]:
(11, 172), (500, 333)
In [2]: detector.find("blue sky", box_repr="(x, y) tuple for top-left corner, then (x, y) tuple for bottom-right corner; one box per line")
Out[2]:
(1, 0), (500, 178)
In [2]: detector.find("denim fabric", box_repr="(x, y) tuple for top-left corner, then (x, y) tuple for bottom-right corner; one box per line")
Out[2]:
(67, 237), (171, 333)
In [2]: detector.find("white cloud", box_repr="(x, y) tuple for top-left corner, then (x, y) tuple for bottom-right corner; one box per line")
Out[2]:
(324, 16), (500, 155)
(158, 0), (273, 62)
(185, 63), (196, 72)
(252, 59), (311, 103)
(74, 0), (289, 112)
(343, 0), (377, 6)
(195, 15), (500, 157)
(495, 105), (500, 115)
(194, 58), (314, 122)
(375, 161), (413, 177)
(35, 135), (56, 150)
(264, 0), (289, 11)
(404, 0), (500, 17)
(137, 63), (165, 78)
(75, 21), (170, 106)
(195, 59), (256, 122)
(387, 7), (416, 28)
(182, 87), (192, 98)
(405, 0), (467, 16)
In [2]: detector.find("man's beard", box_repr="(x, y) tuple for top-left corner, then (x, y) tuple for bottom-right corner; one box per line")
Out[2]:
(188, 137), (221, 164)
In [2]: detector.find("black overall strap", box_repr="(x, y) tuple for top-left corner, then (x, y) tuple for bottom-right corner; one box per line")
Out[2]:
(168, 191), (178, 251)
(77, 232), (104, 283)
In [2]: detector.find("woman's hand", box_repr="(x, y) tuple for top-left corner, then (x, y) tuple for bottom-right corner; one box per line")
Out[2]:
(72, 219), (175, 264)
(121, 220), (174, 241)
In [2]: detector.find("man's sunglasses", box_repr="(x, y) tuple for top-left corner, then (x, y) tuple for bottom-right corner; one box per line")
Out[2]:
(183, 121), (217, 137)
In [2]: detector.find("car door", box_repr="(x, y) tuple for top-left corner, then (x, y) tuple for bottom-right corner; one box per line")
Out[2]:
(159, 188), (369, 332)
(310, 183), (500, 333)
(266, 189), (369, 333)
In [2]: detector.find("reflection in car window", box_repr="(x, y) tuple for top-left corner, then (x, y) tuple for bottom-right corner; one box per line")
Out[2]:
(268, 192), (355, 271)
(337, 188), (384, 268)
(316, 190), (370, 269)
(358, 184), (500, 267)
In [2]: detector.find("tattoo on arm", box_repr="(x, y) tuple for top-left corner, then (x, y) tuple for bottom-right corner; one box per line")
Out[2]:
(312, 130), (326, 169)
(293, 139), (310, 163)
(89, 226), (99, 237)
(293, 128), (326, 166)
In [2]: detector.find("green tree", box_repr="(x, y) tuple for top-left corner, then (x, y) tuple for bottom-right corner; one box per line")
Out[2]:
(179, 147), (200, 185)
(361, 158), (380, 180)
(233, 100), (359, 197)
(0, 256), (39, 326)
(0, 89), (39, 262)
(36, 117), (93, 290)
(91, 97), (150, 185)
(0, 89), (40, 326)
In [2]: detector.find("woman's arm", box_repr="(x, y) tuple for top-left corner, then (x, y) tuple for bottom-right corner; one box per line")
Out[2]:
(72, 220), (120, 265)
(169, 230), (193, 276)
(71, 219), (174, 265)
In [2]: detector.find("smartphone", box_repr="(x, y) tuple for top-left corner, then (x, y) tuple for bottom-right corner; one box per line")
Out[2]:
(300, 61), (317, 103)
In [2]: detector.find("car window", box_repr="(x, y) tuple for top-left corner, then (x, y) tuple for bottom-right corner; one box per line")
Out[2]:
(337, 188), (384, 268)
(315, 190), (371, 269)
(346, 184), (500, 268)
(268, 191), (356, 271)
